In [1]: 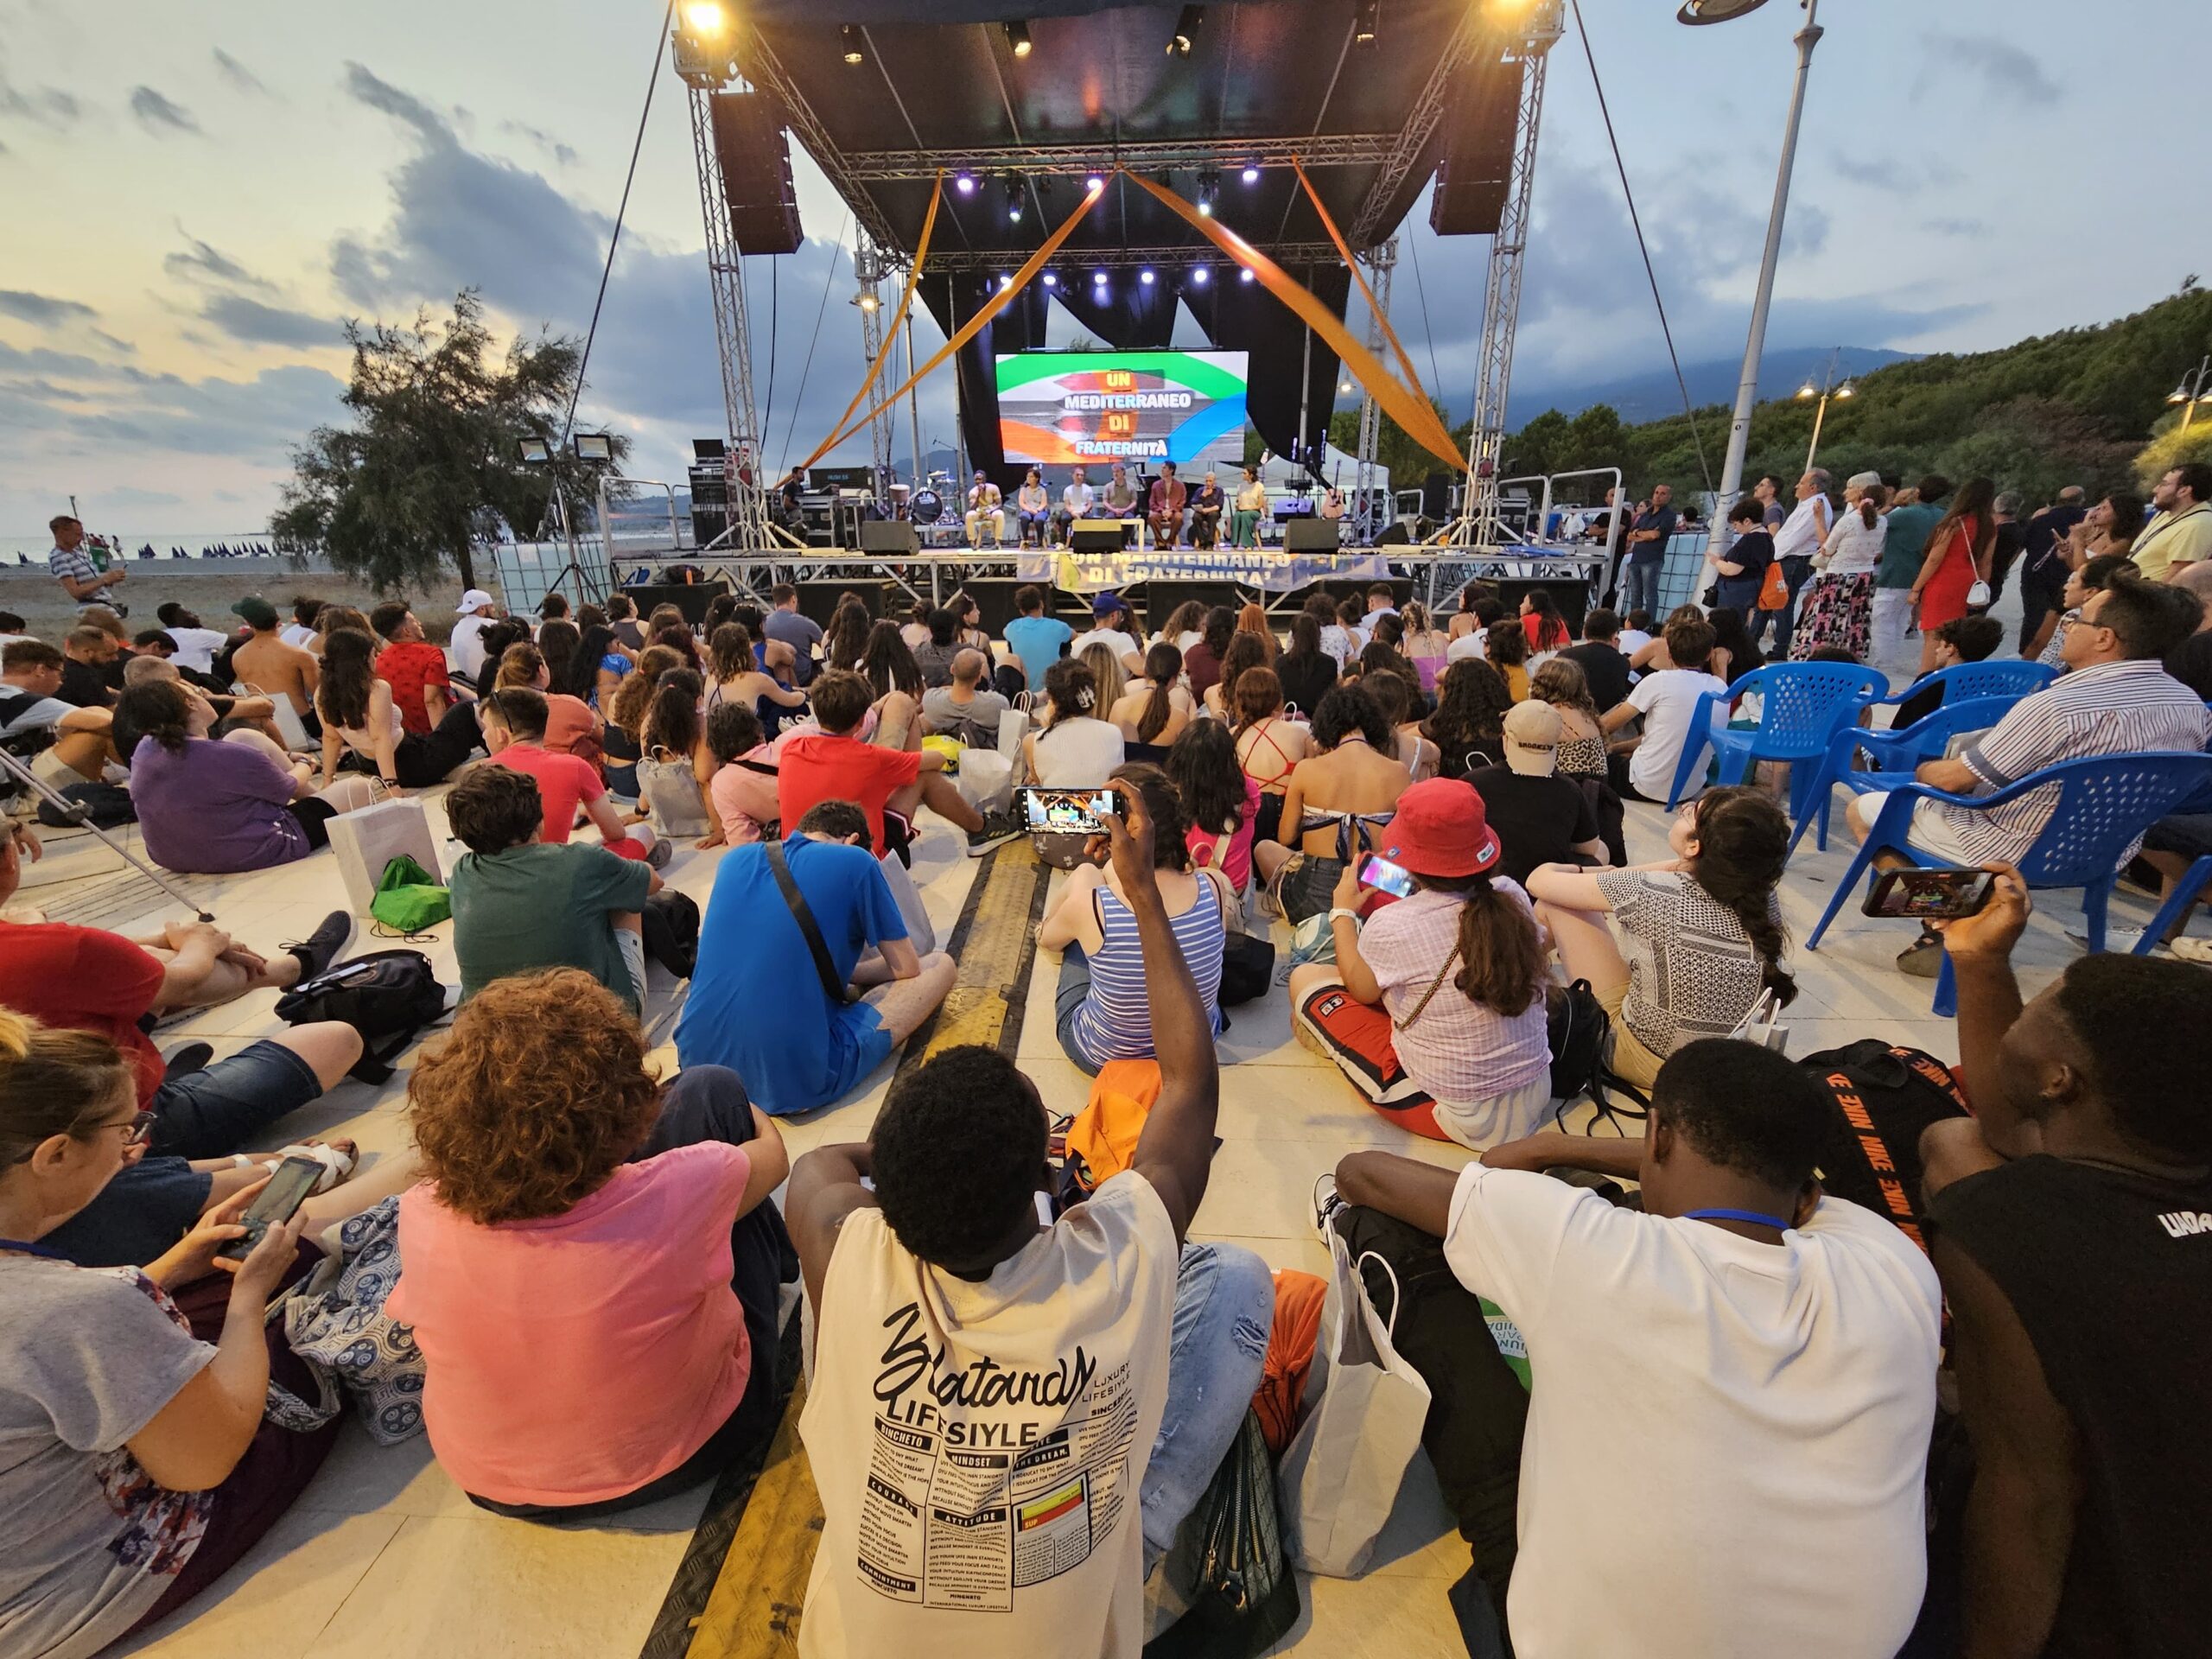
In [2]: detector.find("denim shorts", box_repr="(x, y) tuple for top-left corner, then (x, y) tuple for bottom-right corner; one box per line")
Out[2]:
(149, 1038), (327, 1160)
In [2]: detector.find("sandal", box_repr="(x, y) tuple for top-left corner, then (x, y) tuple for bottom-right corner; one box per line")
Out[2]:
(227, 1139), (359, 1193)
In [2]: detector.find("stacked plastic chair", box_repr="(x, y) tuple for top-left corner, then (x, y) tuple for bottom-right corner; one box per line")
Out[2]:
(1663, 661), (1890, 818)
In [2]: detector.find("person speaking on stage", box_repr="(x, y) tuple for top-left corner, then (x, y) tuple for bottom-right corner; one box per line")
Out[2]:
(1148, 462), (1190, 550)
(963, 471), (1005, 547)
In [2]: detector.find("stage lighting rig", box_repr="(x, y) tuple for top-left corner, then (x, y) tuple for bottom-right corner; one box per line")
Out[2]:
(1004, 178), (1024, 223)
(1238, 267), (1255, 283)
(1190, 265), (1210, 286)
(671, 1), (740, 87)
(841, 25), (865, 64)
(1196, 168), (1219, 216)
(1169, 5), (1204, 55)
(1240, 162), (1261, 185)
(573, 433), (614, 462)
(955, 171), (976, 194)
(1003, 19), (1033, 57)
(1042, 271), (1059, 289)
(1353, 0), (1379, 45)
(1139, 268), (1156, 285)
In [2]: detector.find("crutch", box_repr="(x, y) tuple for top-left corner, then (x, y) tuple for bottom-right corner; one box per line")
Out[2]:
(0, 740), (216, 921)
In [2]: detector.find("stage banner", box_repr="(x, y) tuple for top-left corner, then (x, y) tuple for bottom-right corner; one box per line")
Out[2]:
(1014, 548), (1396, 594)
(995, 350), (1249, 474)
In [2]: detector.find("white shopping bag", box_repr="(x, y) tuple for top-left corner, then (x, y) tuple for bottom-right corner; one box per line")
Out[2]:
(957, 747), (1015, 816)
(1729, 986), (1790, 1054)
(1276, 1223), (1433, 1577)
(876, 850), (936, 957)
(998, 705), (1030, 764)
(327, 798), (441, 917)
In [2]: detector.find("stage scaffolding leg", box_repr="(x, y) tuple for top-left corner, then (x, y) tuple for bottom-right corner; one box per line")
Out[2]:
(1353, 238), (1396, 548)
(853, 236), (898, 496)
(1452, 3), (1563, 552)
(682, 80), (774, 552)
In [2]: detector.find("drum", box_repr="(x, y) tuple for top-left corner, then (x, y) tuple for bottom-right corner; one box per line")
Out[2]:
(911, 487), (944, 524)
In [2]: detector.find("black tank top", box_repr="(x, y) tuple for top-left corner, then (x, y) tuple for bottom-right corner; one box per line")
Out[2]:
(1929, 1154), (2212, 1656)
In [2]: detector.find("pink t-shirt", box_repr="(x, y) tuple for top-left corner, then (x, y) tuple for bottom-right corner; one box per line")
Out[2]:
(1186, 774), (1262, 891)
(387, 1141), (753, 1506)
(709, 746), (780, 844)
(493, 741), (603, 845)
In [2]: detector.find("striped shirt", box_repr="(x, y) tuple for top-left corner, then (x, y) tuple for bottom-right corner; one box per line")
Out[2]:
(1356, 884), (1552, 1104)
(47, 543), (101, 608)
(1932, 659), (2212, 865)
(1065, 882), (1225, 1070)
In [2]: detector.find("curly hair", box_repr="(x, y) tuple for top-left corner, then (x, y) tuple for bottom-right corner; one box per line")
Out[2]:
(1423, 658), (1513, 778)
(1232, 664), (1284, 732)
(607, 645), (683, 737)
(871, 1045), (1047, 1266)
(1165, 717), (1246, 838)
(410, 970), (663, 1224)
(113, 677), (194, 755)
(1311, 682), (1392, 752)
(860, 620), (923, 700)
(1531, 656), (1601, 725)
(315, 626), (379, 731)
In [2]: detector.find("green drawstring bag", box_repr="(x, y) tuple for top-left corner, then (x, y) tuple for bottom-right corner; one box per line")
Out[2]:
(369, 854), (450, 933)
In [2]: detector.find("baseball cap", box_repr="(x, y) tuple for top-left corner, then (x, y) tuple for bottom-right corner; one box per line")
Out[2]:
(1502, 700), (1562, 777)
(458, 588), (496, 614)
(229, 596), (278, 629)
(1379, 778), (1501, 879)
(1092, 592), (1126, 618)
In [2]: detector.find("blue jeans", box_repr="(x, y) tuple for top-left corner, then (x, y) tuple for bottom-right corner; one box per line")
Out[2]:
(1618, 556), (1662, 620)
(1143, 1241), (1275, 1565)
(1054, 944), (1101, 1074)
(1747, 555), (1815, 655)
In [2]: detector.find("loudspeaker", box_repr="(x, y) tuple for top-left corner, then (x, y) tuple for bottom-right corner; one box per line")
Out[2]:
(860, 520), (920, 555)
(626, 583), (728, 627)
(794, 582), (884, 628)
(1284, 518), (1342, 553)
(1143, 580), (1247, 625)
(1494, 578), (1591, 635)
(1374, 520), (1412, 547)
(1071, 523), (1128, 553)
(709, 90), (803, 256)
(1429, 60), (1519, 237)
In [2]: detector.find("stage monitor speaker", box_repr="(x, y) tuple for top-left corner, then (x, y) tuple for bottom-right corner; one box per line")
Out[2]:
(859, 521), (920, 555)
(1429, 58), (1519, 237)
(1143, 579), (1247, 627)
(1070, 523), (1129, 553)
(1374, 520), (1412, 547)
(794, 581), (887, 629)
(709, 90), (803, 256)
(1494, 578), (1591, 636)
(1284, 519), (1342, 553)
(626, 582), (728, 627)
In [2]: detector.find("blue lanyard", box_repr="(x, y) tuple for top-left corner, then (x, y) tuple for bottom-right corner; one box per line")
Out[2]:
(0, 1237), (69, 1261)
(1683, 1207), (1792, 1232)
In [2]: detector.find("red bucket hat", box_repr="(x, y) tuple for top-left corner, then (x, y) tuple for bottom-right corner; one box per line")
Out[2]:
(1379, 778), (1501, 878)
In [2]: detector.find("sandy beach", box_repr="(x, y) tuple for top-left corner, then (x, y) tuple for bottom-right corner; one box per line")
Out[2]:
(0, 558), (493, 645)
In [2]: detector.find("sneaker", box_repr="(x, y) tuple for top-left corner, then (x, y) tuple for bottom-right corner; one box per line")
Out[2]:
(1312, 1173), (1344, 1248)
(643, 836), (674, 870)
(1894, 927), (1945, 978)
(283, 910), (354, 981)
(966, 808), (1023, 858)
(2063, 920), (2145, 951)
(162, 1041), (213, 1080)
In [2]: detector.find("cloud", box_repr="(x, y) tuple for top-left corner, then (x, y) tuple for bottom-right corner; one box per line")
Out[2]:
(129, 86), (200, 136)
(163, 230), (276, 291)
(199, 294), (340, 349)
(0, 289), (97, 325)
(211, 48), (270, 97)
(0, 72), (81, 126)
(1923, 34), (2064, 103)
(1832, 152), (1961, 194)
(87, 486), (184, 511)
(91, 330), (136, 355)
(501, 119), (577, 168)
(67, 363), (347, 460)
(1921, 216), (1991, 238)
(340, 62), (451, 145)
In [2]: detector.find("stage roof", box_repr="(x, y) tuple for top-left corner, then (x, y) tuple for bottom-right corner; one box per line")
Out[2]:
(734, 0), (1520, 270)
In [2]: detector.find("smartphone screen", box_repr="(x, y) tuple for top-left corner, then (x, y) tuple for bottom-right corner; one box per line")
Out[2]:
(1864, 867), (1996, 921)
(214, 1155), (324, 1261)
(1359, 855), (1419, 899)
(1017, 786), (1116, 835)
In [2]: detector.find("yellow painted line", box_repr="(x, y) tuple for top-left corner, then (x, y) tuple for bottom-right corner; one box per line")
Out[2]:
(683, 1379), (822, 1659)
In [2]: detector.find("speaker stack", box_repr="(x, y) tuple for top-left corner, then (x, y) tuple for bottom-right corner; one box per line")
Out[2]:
(709, 90), (803, 256)
(1428, 57), (1520, 238)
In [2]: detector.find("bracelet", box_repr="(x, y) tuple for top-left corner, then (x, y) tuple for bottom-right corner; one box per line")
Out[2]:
(1328, 906), (1361, 925)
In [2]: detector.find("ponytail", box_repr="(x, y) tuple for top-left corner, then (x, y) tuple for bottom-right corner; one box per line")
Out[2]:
(1684, 785), (1798, 1005)
(1857, 481), (1887, 531)
(1138, 642), (1181, 744)
(0, 1010), (135, 1169)
(1421, 873), (1547, 1016)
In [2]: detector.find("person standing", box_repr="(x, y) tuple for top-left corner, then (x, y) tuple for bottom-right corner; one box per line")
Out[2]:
(1986, 491), (2027, 603)
(1707, 500), (1774, 618)
(2018, 486), (2089, 659)
(1751, 469), (1832, 657)
(2132, 461), (2212, 583)
(1754, 473), (1787, 529)
(46, 515), (126, 614)
(1790, 473), (1887, 661)
(1873, 475), (1949, 671)
(1616, 483), (1676, 620)
(1906, 477), (1998, 677)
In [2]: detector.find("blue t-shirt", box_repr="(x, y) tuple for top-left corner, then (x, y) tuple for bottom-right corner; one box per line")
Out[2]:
(1004, 614), (1073, 692)
(675, 835), (908, 1115)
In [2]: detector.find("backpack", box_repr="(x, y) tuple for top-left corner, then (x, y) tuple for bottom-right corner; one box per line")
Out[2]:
(639, 887), (702, 980)
(1796, 1039), (1970, 1250)
(1545, 979), (1648, 1129)
(1058, 1058), (1162, 1201)
(272, 950), (449, 1084)
(37, 779), (137, 829)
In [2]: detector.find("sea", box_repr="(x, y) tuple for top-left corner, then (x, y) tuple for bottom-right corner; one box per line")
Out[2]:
(1, 531), (300, 566)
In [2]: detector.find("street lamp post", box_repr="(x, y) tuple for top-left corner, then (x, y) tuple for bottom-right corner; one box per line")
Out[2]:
(1687, 0), (1825, 567)
(1796, 346), (1855, 472)
(2169, 354), (2212, 429)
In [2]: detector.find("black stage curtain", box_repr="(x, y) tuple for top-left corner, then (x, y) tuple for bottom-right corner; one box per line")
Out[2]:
(1048, 274), (1179, 350)
(1180, 263), (1351, 469)
(924, 274), (1051, 495)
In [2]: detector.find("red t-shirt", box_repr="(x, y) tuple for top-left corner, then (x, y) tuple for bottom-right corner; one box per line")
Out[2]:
(376, 639), (453, 736)
(543, 692), (598, 755)
(493, 742), (607, 844)
(0, 921), (168, 1109)
(776, 733), (921, 855)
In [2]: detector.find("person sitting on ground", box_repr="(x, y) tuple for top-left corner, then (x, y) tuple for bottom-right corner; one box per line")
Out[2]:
(1559, 607), (1631, 711)
(1070, 593), (1145, 676)
(1600, 613), (1728, 804)
(1365, 667), (1438, 781)
(788, 780), (1272, 1652)
(1232, 664), (1309, 849)
(1290, 779), (1554, 1148)
(1529, 657), (1626, 867)
(677, 799), (957, 1116)
(1483, 618), (1533, 702)
(388, 972), (793, 1520)
(226, 596), (320, 729)
(1003, 583), (1072, 693)
(118, 678), (377, 874)
(1024, 658), (1126, 788)
(637, 671), (715, 842)
(919, 647), (1012, 749)
(855, 620), (926, 746)
(446, 766), (659, 1014)
(482, 688), (662, 867)
(1109, 641), (1196, 753)
(1, 639), (118, 785)
(1424, 655), (1516, 781)
(1399, 601), (1451, 696)
(1330, 596), (1370, 665)
(1447, 579), (1503, 641)
(1846, 575), (2210, 973)
(1616, 607), (1655, 658)
(1256, 682), (1414, 922)
(1167, 717), (1262, 899)
(1276, 609), (1339, 715)
(315, 626), (483, 794)
(56, 626), (118, 709)
(1910, 868), (2212, 1659)
(114, 657), (288, 760)
(912, 607), (963, 690)
(703, 622), (807, 746)
(601, 643), (680, 798)
(1518, 590), (1571, 658)
(492, 640), (601, 766)
(1182, 606), (1236, 705)
(368, 601), (457, 737)
(778, 671), (985, 858)
(704, 703), (779, 847)
(280, 596), (324, 651)
(1467, 702), (1605, 887)
(760, 583), (823, 686)
(1887, 613), (2006, 730)
(152, 602), (233, 677)
(1707, 605), (1765, 689)
(1328, 1037), (1941, 1659)
(1446, 597), (1510, 662)
(1525, 785), (1794, 1091)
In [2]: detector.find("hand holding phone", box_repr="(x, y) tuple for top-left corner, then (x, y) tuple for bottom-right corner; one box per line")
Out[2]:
(1861, 866), (1998, 922)
(213, 1155), (323, 1263)
(1015, 785), (1119, 836)
(1358, 855), (1419, 900)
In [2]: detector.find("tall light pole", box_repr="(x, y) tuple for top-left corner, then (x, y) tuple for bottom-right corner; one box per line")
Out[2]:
(2169, 354), (2212, 429)
(1796, 346), (1854, 471)
(1689, 0), (1825, 567)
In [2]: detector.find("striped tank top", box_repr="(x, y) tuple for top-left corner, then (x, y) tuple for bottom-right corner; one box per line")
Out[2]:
(1066, 882), (1227, 1070)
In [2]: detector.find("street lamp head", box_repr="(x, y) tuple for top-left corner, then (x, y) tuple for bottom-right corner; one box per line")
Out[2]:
(2172, 385), (2193, 405)
(682, 1), (728, 35)
(1796, 383), (1817, 400)
(1834, 381), (1854, 399)
(1676, 0), (1774, 22)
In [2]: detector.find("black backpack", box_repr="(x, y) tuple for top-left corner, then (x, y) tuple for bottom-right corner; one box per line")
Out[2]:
(273, 949), (449, 1084)
(640, 888), (702, 980)
(1796, 1039), (1969, 1248)
(1546, 979), (1648, 1130)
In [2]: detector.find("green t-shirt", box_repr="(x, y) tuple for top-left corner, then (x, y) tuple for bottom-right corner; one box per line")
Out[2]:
(450, 841), (654, 1012)
(1878, 502), (1944, 589)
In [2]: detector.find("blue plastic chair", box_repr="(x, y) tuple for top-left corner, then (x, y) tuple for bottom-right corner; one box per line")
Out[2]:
(1804, 753), (2212, 1014)
(1789, 693), (2036, 857)
(1872, 659), (2058, 725)
(2137, 855), (2212, 954)
(1663, 662), (1889, 817)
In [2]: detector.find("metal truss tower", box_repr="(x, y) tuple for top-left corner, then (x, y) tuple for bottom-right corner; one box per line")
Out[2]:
(1352, 237), (1397, 545)
(850, 235), (898, 495)
(1452, 2), (1564, 550)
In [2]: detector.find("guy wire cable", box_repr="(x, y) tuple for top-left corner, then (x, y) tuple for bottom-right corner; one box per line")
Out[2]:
(777, 210), (852, 473)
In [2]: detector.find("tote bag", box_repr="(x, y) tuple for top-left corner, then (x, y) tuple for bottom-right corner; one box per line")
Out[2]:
(1276, 1218), (1433, 1577)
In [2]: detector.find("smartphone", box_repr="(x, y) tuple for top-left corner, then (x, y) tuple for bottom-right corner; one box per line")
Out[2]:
(1359, 855), (1419, 899)
(1015, 785), (1117, 836)
(1862, 866), (1997, 921)
(214, 1156), (324, 1262)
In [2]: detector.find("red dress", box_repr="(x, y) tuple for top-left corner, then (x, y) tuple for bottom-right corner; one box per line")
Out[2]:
(1917, 514), (1980, 629)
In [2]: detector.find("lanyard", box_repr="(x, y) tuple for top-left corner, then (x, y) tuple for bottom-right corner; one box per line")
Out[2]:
(1682, 1206), (1792, 1232)
(0, 1237), (69, 1261)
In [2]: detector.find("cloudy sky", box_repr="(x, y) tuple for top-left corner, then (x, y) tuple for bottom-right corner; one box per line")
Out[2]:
(2, 0), (2205, 537)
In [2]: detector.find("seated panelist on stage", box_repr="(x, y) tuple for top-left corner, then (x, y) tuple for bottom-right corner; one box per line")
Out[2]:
(1232, 465), (1268, 548)
(1015, 468), (1052, 549)
(1148, 462), (1190, 550)
(1190, 473), (1225, 550)
(1104, 461), (1141, 518)
(1054, 466), (1096, 545)
(963, 471), (1005, 545)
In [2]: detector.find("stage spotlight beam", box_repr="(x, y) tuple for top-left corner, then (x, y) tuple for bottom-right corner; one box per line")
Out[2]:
(1169, 4), (1204, 55)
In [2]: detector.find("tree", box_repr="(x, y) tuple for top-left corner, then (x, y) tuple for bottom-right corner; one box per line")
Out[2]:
(272, 289), (628, 592)
(2133, 414), (2212, 493)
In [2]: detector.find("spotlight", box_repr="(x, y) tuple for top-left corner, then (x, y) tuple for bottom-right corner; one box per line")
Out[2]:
(955, 171), (976, 195)
(841, 24), (865, 64)
(1139, 268), (1155, 285)
(858, 292), (879, 312)
(1239, 266), (1255, 283)
(1353, 0), (1379, 44)
(1338, 379), (1354, 395)
(518, 436), (553, 464)
(1005, 178), (1024, 223)
(1168, 4), (1204, 55)
(1003, 19), (1033, 57)
(682, 0), (727, 34)
(1092, 270), (1109, 285)
(573, 433), (613, 463)
(1191, 265), (1210, 286)
(1241, 163), (1261, 185)
(1196, 168), (1219, 217)
(998, 273), (1013, 289)
(1085, 173), (1106, 194)
(1043, 272), (1058, 289)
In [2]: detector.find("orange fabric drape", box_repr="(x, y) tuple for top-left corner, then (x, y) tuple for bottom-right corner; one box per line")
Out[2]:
(1291, 157), (1436, 419)
(1119, 167), (1465, 473)
(804, 175), (944, 468)
(817, 182), (1103, 457)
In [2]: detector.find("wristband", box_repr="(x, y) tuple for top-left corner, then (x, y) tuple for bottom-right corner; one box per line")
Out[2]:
(1328, 906), (1361, 925)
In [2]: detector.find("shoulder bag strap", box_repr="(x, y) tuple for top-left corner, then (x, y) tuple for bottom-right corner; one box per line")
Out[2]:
(1392, 938), (1465, 1033)
(766, 838), (855, 1006)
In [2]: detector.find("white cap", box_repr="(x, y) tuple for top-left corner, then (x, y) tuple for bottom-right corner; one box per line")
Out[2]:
(1502, 700), (1561, 777)
(459, 589), (496, 613)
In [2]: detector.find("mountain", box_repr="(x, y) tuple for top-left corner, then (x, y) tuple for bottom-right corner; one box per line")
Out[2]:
(1504, 346), (1916, 429)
